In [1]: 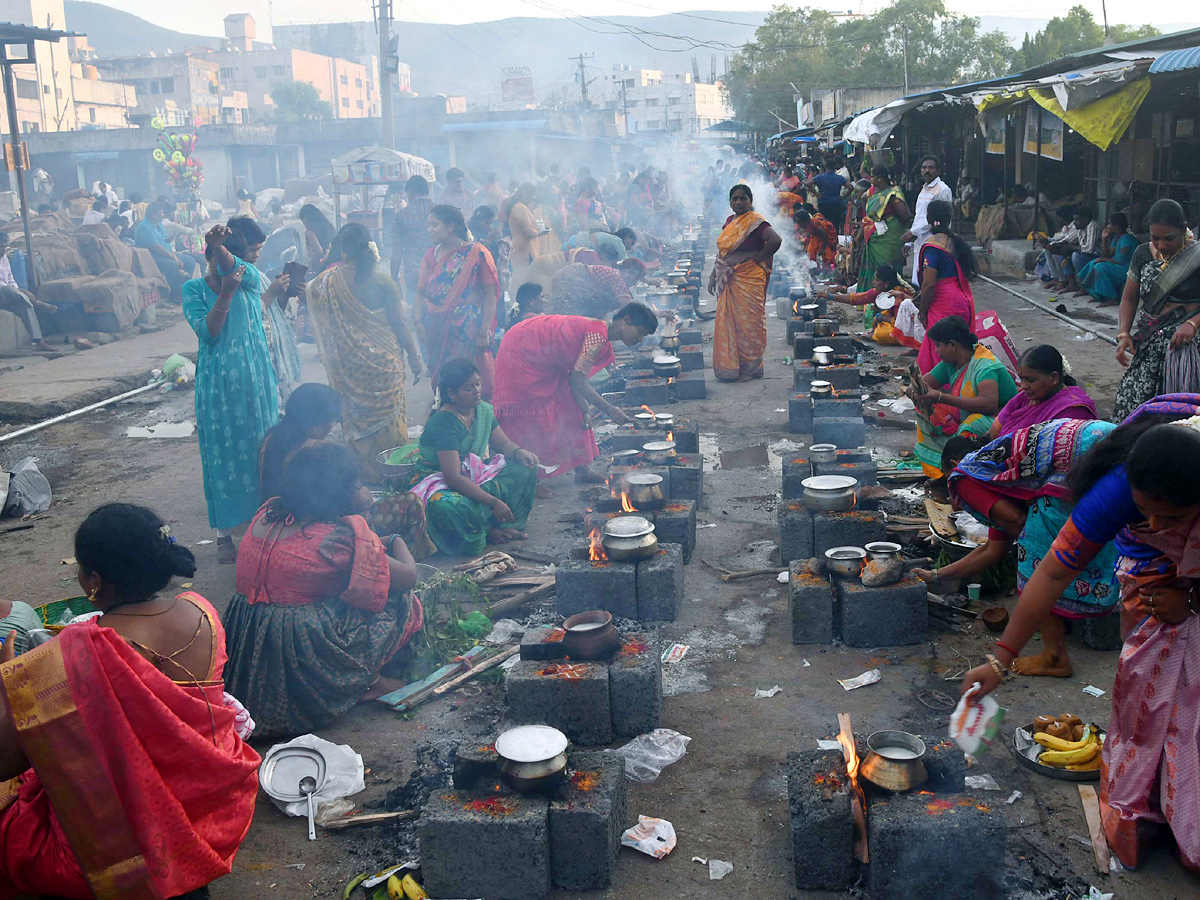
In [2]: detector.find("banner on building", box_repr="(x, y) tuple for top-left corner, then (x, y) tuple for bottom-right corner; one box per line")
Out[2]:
(501, 66), (535, 104)
(984, 113), (1006, 155)
(1024, 105), (1064, 161)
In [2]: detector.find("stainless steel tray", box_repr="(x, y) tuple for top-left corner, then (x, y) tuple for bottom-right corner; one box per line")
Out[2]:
(259, 745), (328, 802)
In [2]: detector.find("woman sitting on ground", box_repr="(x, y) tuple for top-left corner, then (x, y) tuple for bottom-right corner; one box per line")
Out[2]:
(961, 396), (1200, 874)
(986, 344), (1096, 439)
(824, 262), (916, 345)
(259, 381), (341, 500)
(0, 503), (259, 897)
(910, 315), (1018, 478)
(410, 357), (540, 554)
(915, 200), (977, 373)
(1077, 212), (1138, 305)
(223, 442), (422, 738)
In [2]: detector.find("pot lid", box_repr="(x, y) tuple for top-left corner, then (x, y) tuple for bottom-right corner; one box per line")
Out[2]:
(802, 475), (858, 492)
(641, 440), (676, 452)
(810, 442), (837, 451)
(654, 412), (674, 420)
(875, 293), (897, 310)
(798, 303), (819, 310)
(813, 345), (834, 353)
(825, 545), (867, 560)
(653, 355), (681, 365)
(495, 725), (569, 763)
(603, 515), (655, 539)
(633, 412), (656, 420)
(610, 448), (641, 458)
(625, 473), (664, 486)
(865, 541), (902, 553)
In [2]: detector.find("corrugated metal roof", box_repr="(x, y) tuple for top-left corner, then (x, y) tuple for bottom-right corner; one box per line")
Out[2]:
(441, 119), (547, 133)
(1148, 46), (1200, 74)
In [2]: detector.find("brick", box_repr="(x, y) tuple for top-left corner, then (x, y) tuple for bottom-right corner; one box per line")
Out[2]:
(813, 459), (877, 487)
(609, 634), (663, 737)
(782, 457), (811, 499)
(505, 660), (613, 745)
(602, 430), (651, 452)
(652, 502), (695, 562)
(786, 317), (807, 343)
(671, 421), (700, 454)
(922, 737), (968, 793)
(813, 510), (886, 557)
(866, 792), (1005, 900)
(452, 742), (500, 790)
(775, 297), (793, 319)
(635, 543), (683, 622)
(789, 560), (835, 644)
(813, 416), (867, 449)
(549, 751), (628, 890)
(666, 455), (702, 502)
(779, 502), (814, 565)
(836, 573), (927, 647)
(418, 789), (551, 900)
(673, 371), (707, 400)
(1078, 610), (1123, 650)
(795, 363), (861, 392)
(555, 558), (638, 620)
(787, 750), (859, 890)
(795, 334), (856, 360)
(622, 378), (670, 408)
(677, 344), (704, 372)
(789, 394), (813, 434)
(813, 396), (864, 419)
(834, 447), (872, 464)
(520, 627), (566, 662)
(677, 328), (702, 345)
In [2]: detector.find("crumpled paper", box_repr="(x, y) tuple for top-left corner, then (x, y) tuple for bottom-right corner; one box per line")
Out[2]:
(709, 859), (733, 880)
(753, 685), (783, 699)
(621, 815), (676, 859)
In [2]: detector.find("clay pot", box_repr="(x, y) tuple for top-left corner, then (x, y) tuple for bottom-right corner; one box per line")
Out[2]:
(561, 610), (621, 660)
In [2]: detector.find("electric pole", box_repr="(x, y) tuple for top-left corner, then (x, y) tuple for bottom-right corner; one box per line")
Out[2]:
(377, 0), (395, 149)
(570, 52), (594, 108)
(902, 27), (909, 95)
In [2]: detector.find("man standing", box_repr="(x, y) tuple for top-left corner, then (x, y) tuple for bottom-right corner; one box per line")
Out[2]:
(440, 168), (474, 216)
(903, 155), (953, 282)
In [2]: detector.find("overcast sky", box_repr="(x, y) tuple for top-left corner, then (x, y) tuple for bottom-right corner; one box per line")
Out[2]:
(93, 0), (1190, 37)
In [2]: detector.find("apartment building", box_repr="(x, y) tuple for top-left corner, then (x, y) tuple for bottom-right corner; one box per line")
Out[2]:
(609, 69), (733, 137)
(92, 54), (233, 127)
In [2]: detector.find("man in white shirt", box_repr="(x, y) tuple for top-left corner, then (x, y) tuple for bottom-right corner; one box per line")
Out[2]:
(0, 232), (56, 353)
(82, 197), (109, 226)
(97, 181), (118, 207)
(902, 155), (954, 281)
(439, 168), (475, 217)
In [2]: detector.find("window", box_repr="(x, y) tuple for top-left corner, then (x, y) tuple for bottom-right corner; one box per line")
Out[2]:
(89, 107), (96, 122)
(356, 99), (363, 109)
(220, 67), (234, 79)
(341, 97), (349, 107)
(355, 77), (362, 87)
(272, 65), (286, 76)
(339, 74), (348, 85)
(23, 122), (38, 133)
(15, 79), (38, 100)
(645, 98), (659, 107)
(254, 67), (267, 78)
(41, 84), (48, 94)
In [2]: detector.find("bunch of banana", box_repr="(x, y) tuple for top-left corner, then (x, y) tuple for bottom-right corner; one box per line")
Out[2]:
(1034, 724), (1102, 771)
(387, 873), (428, 900)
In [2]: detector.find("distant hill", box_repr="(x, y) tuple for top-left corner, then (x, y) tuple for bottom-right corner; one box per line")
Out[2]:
(65, 0), (219, 55)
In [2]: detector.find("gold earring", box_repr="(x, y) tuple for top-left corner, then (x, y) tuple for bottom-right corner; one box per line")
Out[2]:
(87, 586), (98, 601)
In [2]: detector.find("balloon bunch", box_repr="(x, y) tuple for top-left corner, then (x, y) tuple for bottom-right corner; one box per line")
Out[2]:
(151, 117), (203, 198)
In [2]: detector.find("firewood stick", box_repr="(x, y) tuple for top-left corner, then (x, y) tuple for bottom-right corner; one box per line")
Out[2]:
(837, 712), (869, 863)
(700, 558), (734, 576)
(433, 645), (520, 695)
(322, 810), (418, 830)
(508, 549), (557, 565)
(488, 582), (555, 616)
(719, 568), (785, 582)
(1078, 785), (1111, 874)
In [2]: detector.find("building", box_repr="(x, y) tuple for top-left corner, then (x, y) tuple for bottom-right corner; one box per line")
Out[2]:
(272, 19), (408, 98)
(210, 15), (380, 122)
(0, 0), (75, 133)
(794, 87), (937, 130)
(71, 63), (136, 128)
(606, 68), (733, 137)
(92, 54), (229, 127)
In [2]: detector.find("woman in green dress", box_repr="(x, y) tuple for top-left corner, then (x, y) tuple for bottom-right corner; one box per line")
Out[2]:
(411, 357), (540, 555)
(857, 164), (911, 292)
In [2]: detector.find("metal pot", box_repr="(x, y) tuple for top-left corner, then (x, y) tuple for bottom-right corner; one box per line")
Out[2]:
(667, 272), (688, 286)
(809, 381), (833, 398)
(653, 356), (682, 379)
(633, 412), (657, 429)
(561, 610), (621, 660)
(824, 545), (867, 578)
(601, 515), (659, 561)
(659, 334), (681, 352)
(623, 472), (665, 508)
(802, 474), (858, 511)
(864, 541), (902, 562)
(812, 345), (834, 366)
(810, 442), (837, 463)
(654, 413), (674, 431)
(641, 440), (676, 463)
(861, 730), (929, 792)
(495, 725), (569, 794)
(811, 318), (836, 338)
(788, 286), (809, 301)
(797, 302), (820, 321)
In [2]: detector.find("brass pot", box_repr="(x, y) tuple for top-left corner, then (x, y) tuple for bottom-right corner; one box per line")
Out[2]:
(623, 472), (665, 508)
(812, 346), (834, 366)
(641, 440), (676, 463)
(601, 515), (659, 561)
(811, 318), (836, 338)
(861, 731), (928, 792)
(659, 335), (681, 352)
(495, 725), (570, 794)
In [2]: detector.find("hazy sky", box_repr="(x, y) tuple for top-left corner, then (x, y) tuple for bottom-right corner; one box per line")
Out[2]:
(92, 0), (1186, 36)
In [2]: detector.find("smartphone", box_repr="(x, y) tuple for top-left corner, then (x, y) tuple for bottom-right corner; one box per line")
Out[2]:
(282, 262), (307, 299)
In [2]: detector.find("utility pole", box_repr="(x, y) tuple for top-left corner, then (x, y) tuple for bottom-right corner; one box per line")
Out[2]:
(376, 0), (395, 149)
(570, 52), (593, 108)
(902, 27), (909, 95)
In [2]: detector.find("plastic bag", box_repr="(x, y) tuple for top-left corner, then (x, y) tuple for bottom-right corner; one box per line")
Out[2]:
(607, 728), (691, 782)
(950, 684), (1006, 756)
(621, 815), (677, 858)
(1, 458), (51, 517)
(264, 734), (365, 817)
(485, 618), (525, 644)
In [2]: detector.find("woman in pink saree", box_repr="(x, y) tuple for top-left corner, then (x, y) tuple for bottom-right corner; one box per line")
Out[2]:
(916, 200), (977, 373)
(961, 393), (1200, 875)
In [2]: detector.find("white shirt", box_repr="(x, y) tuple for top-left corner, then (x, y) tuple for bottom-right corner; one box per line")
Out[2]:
(0, 253), (17, 289)
(910, 177), (954, 241)
(82, 210), (107, 225)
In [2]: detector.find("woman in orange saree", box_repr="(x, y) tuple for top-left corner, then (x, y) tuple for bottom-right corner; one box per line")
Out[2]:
(0, 503), (259, 900)
(709, 184), (782, 382)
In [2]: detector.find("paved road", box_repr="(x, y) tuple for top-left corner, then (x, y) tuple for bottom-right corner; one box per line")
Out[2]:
(0, 279), (1189, 900)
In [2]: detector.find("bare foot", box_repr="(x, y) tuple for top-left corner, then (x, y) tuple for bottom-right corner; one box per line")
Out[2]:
(217, 537), (236, 565)
(488, 527), (514, 544)
(1072, 290), (1090, 298)
(360, 675), (405, 702)
(500, 528), (527, 541)
(33, 341), (57, 353)
(535, 483), (555, 499)
(1013, 649), (1074, 678)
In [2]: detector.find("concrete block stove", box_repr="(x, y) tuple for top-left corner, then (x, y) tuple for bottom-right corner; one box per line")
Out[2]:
(555, 542), (685, 621)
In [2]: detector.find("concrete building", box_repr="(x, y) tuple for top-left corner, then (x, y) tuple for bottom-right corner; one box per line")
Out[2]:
(608, 69), (732, 137)
(92, 54), (228, 128)
(794, 86), (939, 129)
(71, 64), (136, 129)
(0, 0), (75, 133)
(271, 19), (407, 100)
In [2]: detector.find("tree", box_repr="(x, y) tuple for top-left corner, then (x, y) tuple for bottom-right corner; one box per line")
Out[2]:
(269, 81), (333, 123)
(1015, 6), (1159, 70)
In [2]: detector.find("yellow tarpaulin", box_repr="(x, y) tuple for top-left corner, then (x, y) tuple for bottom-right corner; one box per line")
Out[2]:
(974, 77), (1152, 152)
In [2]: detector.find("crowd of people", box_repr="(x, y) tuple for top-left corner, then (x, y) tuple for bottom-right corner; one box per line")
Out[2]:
(2, 149), (1199, 895)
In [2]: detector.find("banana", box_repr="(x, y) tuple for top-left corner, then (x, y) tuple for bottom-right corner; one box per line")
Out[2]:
(1039, 737), (1101, 767)
(1065, 756), (1102, 771)
(401, 874), (429, 900)
(386, 875), (404, 900)
(1034, 725), (1093, 752)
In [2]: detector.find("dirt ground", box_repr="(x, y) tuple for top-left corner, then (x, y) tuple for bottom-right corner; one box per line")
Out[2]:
(1, 276), (1197, 900)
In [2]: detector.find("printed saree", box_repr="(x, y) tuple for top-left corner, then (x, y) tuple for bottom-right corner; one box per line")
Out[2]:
(0, 593), (259, 899)
(418, 241), (499, 397)
(713, 211), (771, 382)
(857, 185), (906, 289)
(914, 343), (1010, 476)
(917, 234), (978, 373)
(804, 213), (838, 266)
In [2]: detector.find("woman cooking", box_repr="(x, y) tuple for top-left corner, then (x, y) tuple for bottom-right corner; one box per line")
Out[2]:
(987, 344), (1097, 439)
(416, 204), (499, 398)
(1112, 199), (1200, 421)
(410, 358), (539, 554)
(709, 184), (782, 382)
(915, 200), (977, 373)
(911, 315), (1017, 478)
(960, 394), (1200, 875)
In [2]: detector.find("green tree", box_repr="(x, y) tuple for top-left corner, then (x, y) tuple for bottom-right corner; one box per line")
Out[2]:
(1015, 6), (1159, 70)
(269, 81), (333, 123)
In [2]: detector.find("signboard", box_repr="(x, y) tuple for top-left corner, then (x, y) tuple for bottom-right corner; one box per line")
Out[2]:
(983, 113), (1006, 156)
(1023, 106), (1063, 162)
(501, 66), (535, 104)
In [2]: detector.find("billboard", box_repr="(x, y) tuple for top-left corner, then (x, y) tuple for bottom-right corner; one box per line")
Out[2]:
(501, 66), (535, 104)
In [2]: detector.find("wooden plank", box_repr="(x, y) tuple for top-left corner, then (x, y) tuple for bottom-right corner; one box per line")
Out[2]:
(1078, 785), (1110, 873)
(374, 645), (488, 711)
(489, 581), (555, 616)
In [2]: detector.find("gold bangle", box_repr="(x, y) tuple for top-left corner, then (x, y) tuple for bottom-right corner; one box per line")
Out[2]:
(1117, 332), (1131, 340)
(985, 653), (1013, 682)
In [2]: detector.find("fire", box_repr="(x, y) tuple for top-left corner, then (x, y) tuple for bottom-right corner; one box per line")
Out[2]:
(620, 491), (636, 513)
(666, 430), (674, 443)
(667, 377), (676, 385)
(588, 528), (607, 562)
(837, 730), (860, 783)
(640, 404), (655, 416)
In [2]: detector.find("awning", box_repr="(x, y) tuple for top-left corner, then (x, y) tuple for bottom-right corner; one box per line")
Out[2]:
(1149, 46), (1200, 73)
(441, 119), (547, 133)
(843, 98), (928, 149)
(975, 77), (1151, 151)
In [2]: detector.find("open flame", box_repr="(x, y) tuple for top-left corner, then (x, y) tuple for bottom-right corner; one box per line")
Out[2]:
(837, 713), (869, 863)
(620, 491), (636, 513)
(837, 730), (860, 784)
(640, 404), (655, 417)
(588, 527), (607, 562)
(665, 430), (674, 443)
(667, 377), (676, 385)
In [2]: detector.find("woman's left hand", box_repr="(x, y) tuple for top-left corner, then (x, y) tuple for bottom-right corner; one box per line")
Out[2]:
(1170, 320), (1198, 349)
(514, 448), (540, 468)
(1137, 585), (1195, 625)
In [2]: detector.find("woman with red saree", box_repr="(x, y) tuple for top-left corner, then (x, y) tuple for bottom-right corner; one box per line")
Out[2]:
(417, 205), (499, 398)
(493, 303), (657, 482)
(961, 394), (1200, 876)
(0, 503), (259, 899)
(916, 200), (977, 374)
(709, 184), (782, 382)
(793, 208), (837, 268)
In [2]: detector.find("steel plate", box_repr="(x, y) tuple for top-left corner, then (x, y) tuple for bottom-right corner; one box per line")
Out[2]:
(603, 515), (655, 538)
(259, 746), (328, 802)
(495, 725), (569, 763)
